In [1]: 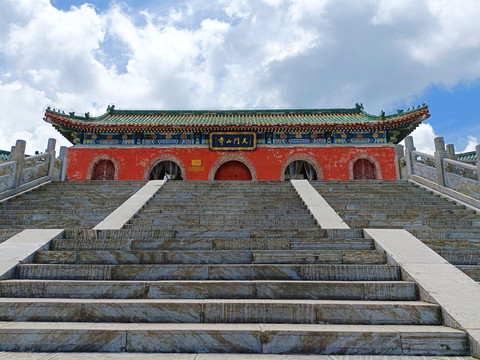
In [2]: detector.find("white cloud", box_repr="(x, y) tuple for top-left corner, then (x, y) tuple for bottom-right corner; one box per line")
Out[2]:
(0, 81), (70, 154)
(460, 135), (478, 153)
(0, 0), (480, 152)
(407, 123), (437, 154)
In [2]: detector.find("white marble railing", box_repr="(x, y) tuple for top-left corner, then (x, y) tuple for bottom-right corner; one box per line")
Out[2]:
(397, 136), (480, 204)
(0, 139), (68, 200)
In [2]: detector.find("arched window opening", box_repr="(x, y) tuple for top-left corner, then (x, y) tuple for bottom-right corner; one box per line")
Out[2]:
(149, 161), (183, 180)
(353, 159), (376, 180)
(91, 160), (115, 180)
(284, 160), (318, 180)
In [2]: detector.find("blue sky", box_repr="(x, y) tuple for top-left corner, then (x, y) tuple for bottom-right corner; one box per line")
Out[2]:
(1, 0), (479, 154)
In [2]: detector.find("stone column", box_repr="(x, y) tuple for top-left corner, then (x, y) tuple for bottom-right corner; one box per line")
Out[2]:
(404, 136), (415, 177)
(434, 136), (447, 187)
(10, 140), (26, 188)
(45, 138), (56, 180)
(394, 144), (404, 180)
(476, 145), (480, 182)
(446, 144), (456, 160)
(59, 146), (68, 181)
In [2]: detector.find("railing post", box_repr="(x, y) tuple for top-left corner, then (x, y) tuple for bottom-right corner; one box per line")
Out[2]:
(10, 140), (26, 188)
(434, 136), (447, 187)
(45, 138), (56, 180)
(394, 144), (404, 179)
(405, 136), (415, 177)
(59, 146), (68, 181)
(446, 144), (456, 160)
(476, 144), (480, 182)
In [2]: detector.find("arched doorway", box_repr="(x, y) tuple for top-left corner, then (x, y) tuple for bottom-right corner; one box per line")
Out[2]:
(214, 161), (252, 180)
(91, 160), (115, 180)
(353, 159), (376, 180)
(149, 161), (183, 180)
(284, 160), (318, 180)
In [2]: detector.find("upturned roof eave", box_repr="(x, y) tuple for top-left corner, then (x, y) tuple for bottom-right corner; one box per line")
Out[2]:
(45, 112), (428, 132)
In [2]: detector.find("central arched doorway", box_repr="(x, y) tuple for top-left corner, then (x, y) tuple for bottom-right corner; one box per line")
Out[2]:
(214, 161), (252, 180)
(149, 161), (183, 180)
(284, 160), (318, 180)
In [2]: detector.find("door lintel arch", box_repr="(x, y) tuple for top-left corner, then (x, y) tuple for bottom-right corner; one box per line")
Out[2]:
(209, 154), (257, 181)
(144, 154), (186, 181)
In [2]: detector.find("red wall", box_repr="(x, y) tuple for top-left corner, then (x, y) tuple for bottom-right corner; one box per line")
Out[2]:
(66, 145), (398, 181)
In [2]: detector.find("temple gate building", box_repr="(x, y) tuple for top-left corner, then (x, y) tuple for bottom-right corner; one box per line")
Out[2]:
(44, 104), (430, 181)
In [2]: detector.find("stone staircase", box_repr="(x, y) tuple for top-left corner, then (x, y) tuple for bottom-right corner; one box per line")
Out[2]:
(0, 181), (471, 355)
(312, 180), (480, 282)
(0, 181), (146, 244)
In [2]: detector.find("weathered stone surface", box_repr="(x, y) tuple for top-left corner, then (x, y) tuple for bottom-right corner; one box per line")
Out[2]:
(0, 180), (474, 356)
(0, 322), (132, 352)
(125, 323), (262, 353)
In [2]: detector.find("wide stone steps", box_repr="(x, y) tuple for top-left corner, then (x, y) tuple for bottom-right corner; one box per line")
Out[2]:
(34, 249), (386, 265)
(0, 322), (468, 354)
(138, 213), (314, 220)
(411, 229), (480, 239)
(0, 280), (419, 300)
(0, 181), (146, 238)
(435, 249), (480, 264)
(1, 355), (475, 360)
(0, 180), (473, 355)
(313, 180), (480, 284)
(0, 298), (441, 325)
(130, 219), (318, 229)
(51, 237), (374, 251)
(339, 208), (477, 217)
(140, 208), (310, 215)
(344, 219), (473, 229)
(15, 264), (401, 281)
(456, 265), (480, 281)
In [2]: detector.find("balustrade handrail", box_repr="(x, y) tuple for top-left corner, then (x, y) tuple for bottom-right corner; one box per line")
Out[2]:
(0, 138), (68, 201)
(412, 150), (435, 160)
(443, 157), (477, 171)
(398, 135), (479, 206)
(0, 160), (16, 171)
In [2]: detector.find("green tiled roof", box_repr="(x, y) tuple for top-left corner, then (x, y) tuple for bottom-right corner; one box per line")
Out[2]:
(457, 151), (477, 162)
(45, 104), (429, 130)
(0, 150), (10, 161)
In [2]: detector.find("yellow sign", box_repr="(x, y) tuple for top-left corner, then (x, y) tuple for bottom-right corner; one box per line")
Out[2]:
(191, 159), (202, 166)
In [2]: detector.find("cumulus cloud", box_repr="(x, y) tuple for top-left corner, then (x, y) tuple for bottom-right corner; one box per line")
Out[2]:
(460, 135), (478, 153)
(406, 123), (437, 154)
(1, 0), (480, 152)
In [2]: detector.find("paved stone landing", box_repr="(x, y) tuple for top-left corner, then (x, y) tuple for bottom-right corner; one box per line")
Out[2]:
(94, 180), (166, 230)
(0, 229), (64, 280)
(365, 228), (480, 357)
(291, 180), (349, 229)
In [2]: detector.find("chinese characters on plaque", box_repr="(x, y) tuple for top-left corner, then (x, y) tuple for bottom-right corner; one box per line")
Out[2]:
(209, 132), (256, 151)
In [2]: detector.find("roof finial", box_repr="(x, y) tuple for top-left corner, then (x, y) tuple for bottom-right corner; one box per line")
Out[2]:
(107, 104), (115, 113)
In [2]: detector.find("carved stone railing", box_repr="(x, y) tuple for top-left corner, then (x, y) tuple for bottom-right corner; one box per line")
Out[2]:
(0, 139), (68, 200)
(411, 150), (438, 183)
(397, 136), (480, 206)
